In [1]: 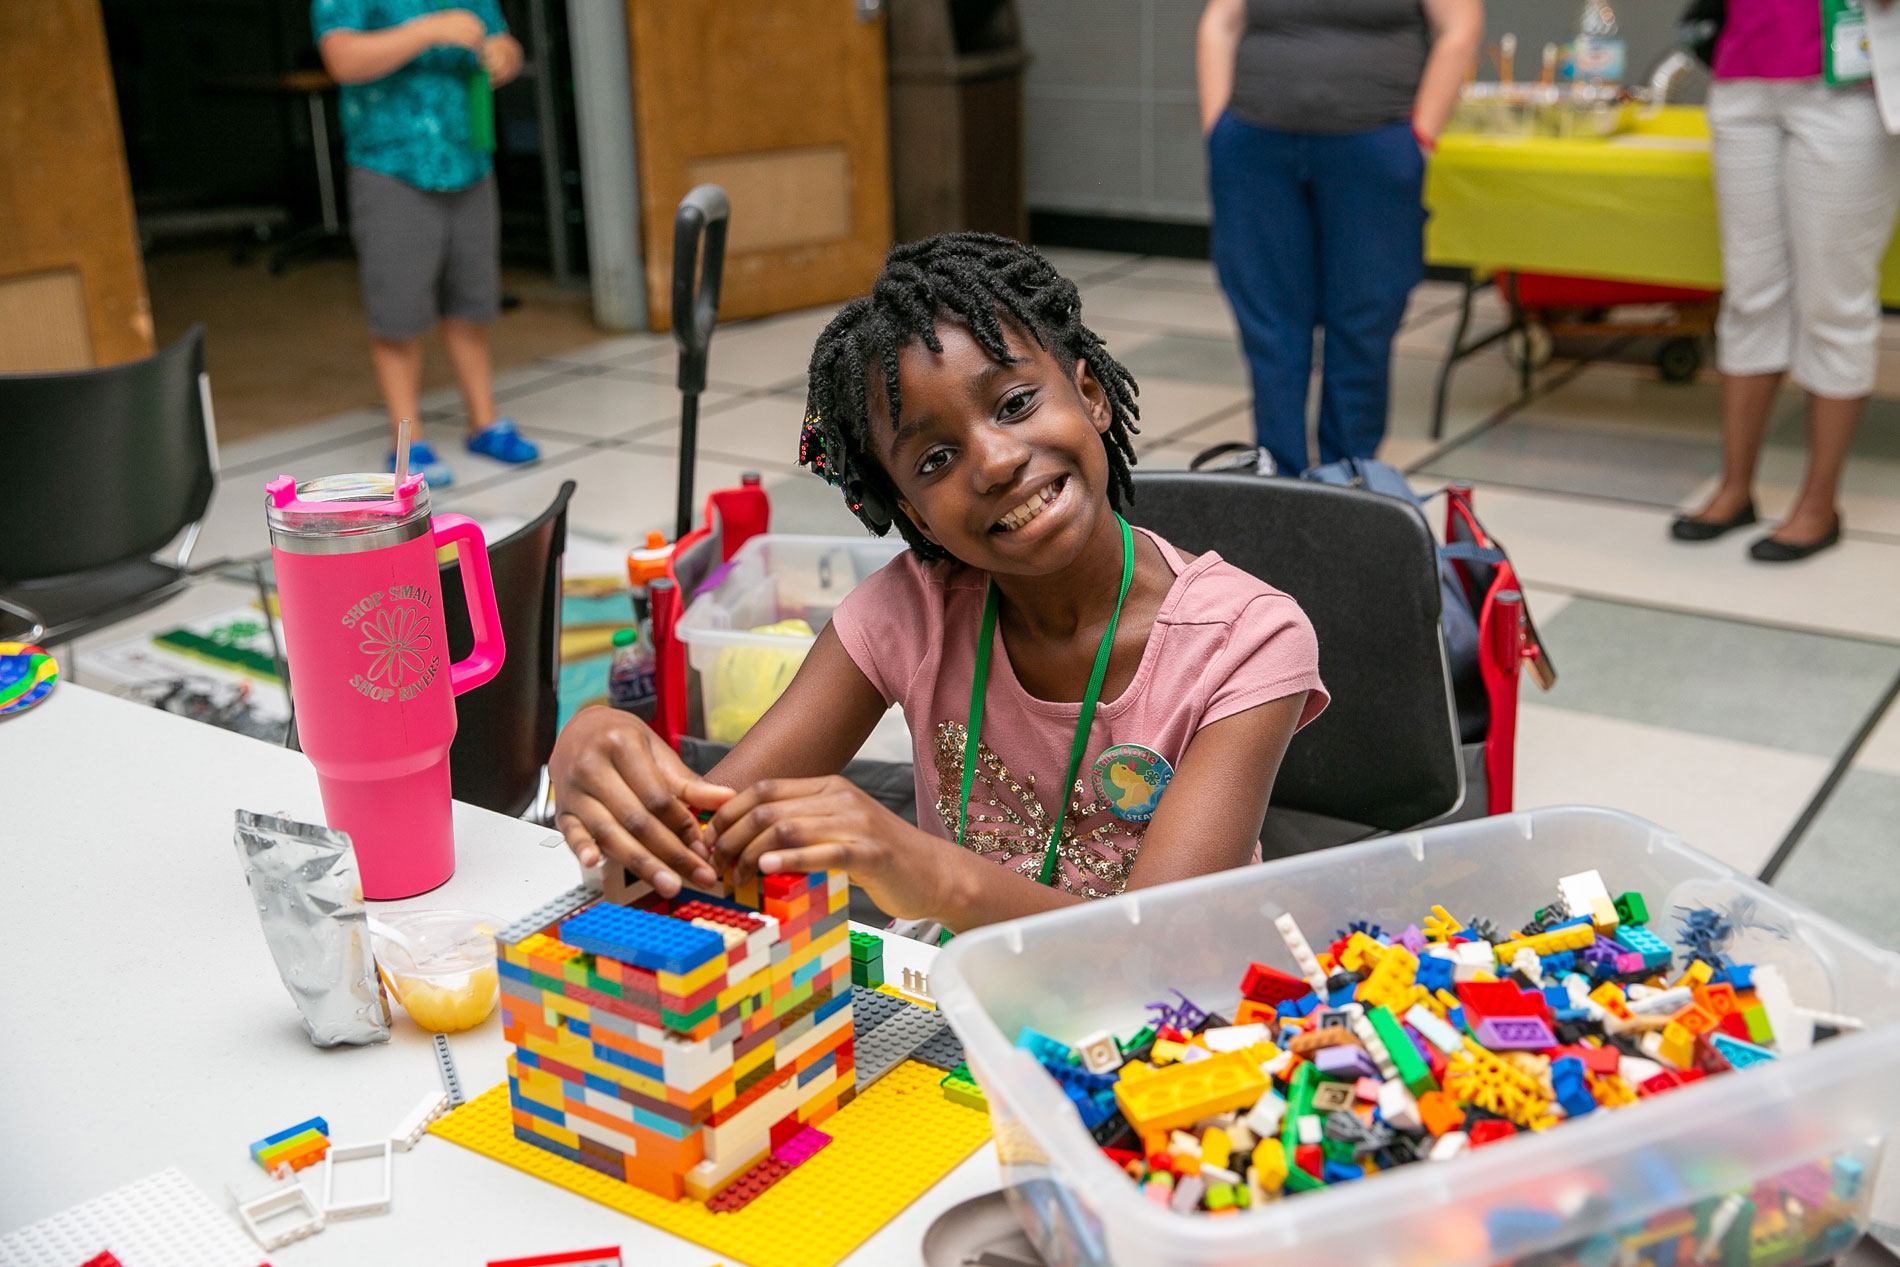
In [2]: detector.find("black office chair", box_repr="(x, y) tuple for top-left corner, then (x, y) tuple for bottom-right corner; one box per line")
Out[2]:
(0, 325), (282, 674)
(1126, 471), (1465, 851)
(439, 481), (574, 819)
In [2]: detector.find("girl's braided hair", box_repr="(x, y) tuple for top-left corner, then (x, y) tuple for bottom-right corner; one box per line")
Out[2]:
(798, 232), (1140, 561)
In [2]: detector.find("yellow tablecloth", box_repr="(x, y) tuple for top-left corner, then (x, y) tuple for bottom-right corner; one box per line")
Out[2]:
(1425, 105), (1900, 304)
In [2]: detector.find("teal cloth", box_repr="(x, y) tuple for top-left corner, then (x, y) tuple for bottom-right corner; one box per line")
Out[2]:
(310, 0), (507, 192)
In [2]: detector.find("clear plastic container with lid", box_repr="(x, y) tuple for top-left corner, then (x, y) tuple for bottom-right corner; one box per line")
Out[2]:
(932, 807), (1900, 1267)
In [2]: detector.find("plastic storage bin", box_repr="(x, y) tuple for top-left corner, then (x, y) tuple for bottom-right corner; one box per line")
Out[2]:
(933, 807), (1900, 1267)
(675, 534), (909, 759)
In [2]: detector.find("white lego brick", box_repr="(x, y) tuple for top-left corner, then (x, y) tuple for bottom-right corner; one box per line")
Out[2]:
(774, 1007), (851, 1068)
(572, 1113), (645, 1158)
(1618, 1055), (1664, 1085)
(1626, 987), (1693, 1016)
(1075, 1029), (1124, 1074)
(1429, 1131), (1469, 1161)
(1244, 1092), (1287, 1138)
(1200, 1023), (1268, 1053)
(1451, 942), (1495, 969)
(1296, 1115), (1323, 1145)
(389, 1088), (451, 1151)
(1378, 1079), (1421, 1130)
(691, 918), (747, 951)
(321, 1140), (393, 1219)
(1556, 870), (1611, 917)
(1752, 965), (1811, 1053)
(582, 1083), (638, 1122)
(701, 1079), (803, 1162)
(235, 1180), (326, 1251)
(1404, 1004), (1464, 1055)
(1512, 946), (1545, 986)
(819, 937), (850, 972)
(1274, 912), (1330, 994)
(1260, 1050), (1295, 1079)
(0, 1168), (265, 1267)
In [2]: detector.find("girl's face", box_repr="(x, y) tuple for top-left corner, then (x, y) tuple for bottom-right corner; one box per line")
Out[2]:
(868, 320), (1116, 576)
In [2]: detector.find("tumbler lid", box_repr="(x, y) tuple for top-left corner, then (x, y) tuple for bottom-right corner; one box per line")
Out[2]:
(266, 473), (432, 555)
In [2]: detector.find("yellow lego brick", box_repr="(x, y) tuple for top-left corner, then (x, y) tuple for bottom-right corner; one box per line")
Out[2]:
(875, 983), (936, 1011)
(1150, 1039), (1189, 1065)
(1339, 932), (1381, 973)
(1494, 922), (1594, 964)
(1675, 959), (1715, 989)
(1589, 895), (1620, 931)
(1357, 944), (1418, 1011)
(1423, 905), (1463, 941)
(540, 990), (592, 1023)
(828, 884), (848, 913)
(432, 1061), (988, 1267)
(656, 955), (726, 997)
(1113, 1051), (1268, 1135)
(734, 1037), (775, 1079)
(1657, 1021), (1695, 1070)
(1591, 982), (1632, 1019)
(1251, 1143), (1287, 1192)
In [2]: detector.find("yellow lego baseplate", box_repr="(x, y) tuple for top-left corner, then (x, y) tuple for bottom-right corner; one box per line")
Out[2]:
(430, 1060), (991, 1267)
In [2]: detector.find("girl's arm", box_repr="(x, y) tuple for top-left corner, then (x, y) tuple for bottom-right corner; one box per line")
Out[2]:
(1196, 0), (1249, 134)
(1413, 0), (1483, 147)
(707, 691), (1308, 932)
(548, 623), (882, 895)
(317, 10), (486, 84)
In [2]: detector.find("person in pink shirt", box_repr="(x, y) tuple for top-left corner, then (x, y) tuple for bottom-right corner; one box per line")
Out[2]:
(1671, 0), (1900, 560)
(548, 234), (1327, 930)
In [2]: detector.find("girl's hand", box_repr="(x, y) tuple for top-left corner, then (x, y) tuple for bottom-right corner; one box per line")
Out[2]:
(548, 707), (734, 897)
(423, 9), (487, 51)
(480, 33), (524, 85)
(706, 777), (949, 921)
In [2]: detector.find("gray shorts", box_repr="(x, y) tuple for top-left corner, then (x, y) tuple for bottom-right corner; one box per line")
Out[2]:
(347, 166), (500, 339)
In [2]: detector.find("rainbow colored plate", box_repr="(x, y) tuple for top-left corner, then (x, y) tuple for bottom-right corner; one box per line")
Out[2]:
(0, 643), (57, 717)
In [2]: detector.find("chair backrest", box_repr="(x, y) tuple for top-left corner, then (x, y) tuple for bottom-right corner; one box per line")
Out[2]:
(1126, 471), (1463, 831)
(0, 325), (215, 582)
(440, 482), (574, 818)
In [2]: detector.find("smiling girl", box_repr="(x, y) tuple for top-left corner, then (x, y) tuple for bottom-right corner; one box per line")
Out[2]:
(548, 234), (1327, 932)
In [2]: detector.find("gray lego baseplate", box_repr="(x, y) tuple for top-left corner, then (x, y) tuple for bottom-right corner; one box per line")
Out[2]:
(911, 1024), (966, 1072)
(496, 884), (597, 946)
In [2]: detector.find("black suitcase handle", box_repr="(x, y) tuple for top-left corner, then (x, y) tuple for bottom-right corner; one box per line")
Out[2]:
(672, 184), (730, 397)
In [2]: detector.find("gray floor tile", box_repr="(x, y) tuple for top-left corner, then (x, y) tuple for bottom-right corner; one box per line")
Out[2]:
(1771, 766), (1900, 951)
(1418, 418), (1721, 508)
(1767, 396), (1900, 461)
(1531, 597), (1900, 759)
(1116, 332), (1248, 389)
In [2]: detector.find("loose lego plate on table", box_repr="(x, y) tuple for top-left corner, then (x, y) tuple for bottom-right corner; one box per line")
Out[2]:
(0, 642), (57, 717)
(431, 1060), (990, 1267)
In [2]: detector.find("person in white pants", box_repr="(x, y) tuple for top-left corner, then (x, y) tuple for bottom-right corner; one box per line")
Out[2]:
(1672, 6), (1900, 562)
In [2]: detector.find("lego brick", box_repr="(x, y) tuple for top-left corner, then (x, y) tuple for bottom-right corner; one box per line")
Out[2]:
(911, 1024), (966, 1072)
(1113, 1051), (1268, 1136)
(853, 1011), (938, 1088)
(486, 1250), (623, 1267)
(560, 905), (726, 975)
(390, 1088), (452, 1151)
(0, 1168), (269, 1267)
(497, 884), (599, 947)
(435, 1032), (467, 1107)
(234, 1180), (326, 1251)
(850, 984), (909, 1033)
(321, 1139), (394, 1219)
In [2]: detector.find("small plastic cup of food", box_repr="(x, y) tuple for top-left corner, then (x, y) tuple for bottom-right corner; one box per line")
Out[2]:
(371, 909), (501, 1033)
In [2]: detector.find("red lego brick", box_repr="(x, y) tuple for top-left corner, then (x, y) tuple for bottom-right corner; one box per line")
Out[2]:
(1468, 1119), (1518, 1147)
(705, 1156), (793, 1213)
(1456, 981), (1551, 1022)
(79, 1254), (124, 1267)
(1240, 961), (1311, 1007)
(1294, 1144), (1323, 1178)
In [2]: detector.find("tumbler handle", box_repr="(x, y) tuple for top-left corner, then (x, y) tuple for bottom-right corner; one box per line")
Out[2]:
(432, 514), (505, 694)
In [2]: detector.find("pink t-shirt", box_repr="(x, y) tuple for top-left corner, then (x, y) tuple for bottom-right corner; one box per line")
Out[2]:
(831, 528), (1328, 900)
(1713, 0), (1823, 81)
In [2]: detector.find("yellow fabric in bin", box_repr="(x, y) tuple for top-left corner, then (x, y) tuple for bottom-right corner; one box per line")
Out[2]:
(1426, 105), (1900, 301)
(704, 618), (815, 744)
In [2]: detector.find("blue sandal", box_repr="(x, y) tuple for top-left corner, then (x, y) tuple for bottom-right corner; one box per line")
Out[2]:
(387, 440), (453, 488)
(466, 418), (539, 464)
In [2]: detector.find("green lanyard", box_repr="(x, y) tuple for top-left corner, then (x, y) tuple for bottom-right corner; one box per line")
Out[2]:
(957, 516), (1135, 886)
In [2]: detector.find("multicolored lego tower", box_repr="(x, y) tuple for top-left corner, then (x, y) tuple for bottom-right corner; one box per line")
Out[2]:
(497, 870), (855, 1205)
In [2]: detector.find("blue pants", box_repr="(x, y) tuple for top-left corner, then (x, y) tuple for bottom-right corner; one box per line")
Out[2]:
(1209, 113), (1426, 474)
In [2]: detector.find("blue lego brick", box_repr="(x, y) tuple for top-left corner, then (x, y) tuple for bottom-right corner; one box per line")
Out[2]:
(1486, 1207), (1566, 1253)
(797, 1050), (839, 1088)
(792, 956), (823, 988)
(1044, 1059), (1117, 1095)
(1327, 983), (1359, 1007)
(1542, 951), (1576, 975)
(1277, 995), (1320, 1019)
(508, 1082), (567, 1132)
(1651, 1234), (1681, 1267)
(1542, 987), (1570, 1009)
(560, 904), (725, 973)
(1614, 925), (1673, 971)
(592, 1042), (666, 1082)
(568, 1018), (591, 1039)
(1448, 1005), (1469, 1035)
(251, 1116), (329, 1154)
(498, 959), (537, 986)
(514, 1123), (586, 1167)
(1322, 1160), (1364, 1183)
(632, 1105), (695, 1139)
(1709, 1034), (1776, 1071)
(583, 1071), (622, 1098)
(1016, 1026), (1075, 1066)
(1832, 1156), (1864, 1200)
(1416, 955), (1454, 993)
(1725, 963), (1755, 990)
(815, 987), (853, 1025)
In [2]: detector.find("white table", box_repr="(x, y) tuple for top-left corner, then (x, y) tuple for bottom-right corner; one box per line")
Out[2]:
(0, 686), (998, 1264)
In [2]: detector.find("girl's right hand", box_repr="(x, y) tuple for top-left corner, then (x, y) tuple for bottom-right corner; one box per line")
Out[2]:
(424, 9), (488, 51)
(548, 707), (735, 897)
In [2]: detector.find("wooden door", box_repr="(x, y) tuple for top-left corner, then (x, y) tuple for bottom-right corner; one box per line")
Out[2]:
(626, 0), (893, 329)
(0, 0), (153, 370)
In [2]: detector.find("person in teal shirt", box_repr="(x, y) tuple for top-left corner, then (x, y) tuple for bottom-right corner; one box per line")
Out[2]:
(314, 0), (540, 484)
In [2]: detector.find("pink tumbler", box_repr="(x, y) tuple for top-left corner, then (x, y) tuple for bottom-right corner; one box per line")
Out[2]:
(266, 472), (504, 898)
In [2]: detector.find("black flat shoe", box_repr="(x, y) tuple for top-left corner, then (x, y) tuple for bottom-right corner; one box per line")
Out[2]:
(1670, 501), (1757, 541)
(1749, 518), (1841, 563)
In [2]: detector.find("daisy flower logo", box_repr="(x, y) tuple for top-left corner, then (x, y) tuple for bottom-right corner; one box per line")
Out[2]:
(359, 605), (434, 687)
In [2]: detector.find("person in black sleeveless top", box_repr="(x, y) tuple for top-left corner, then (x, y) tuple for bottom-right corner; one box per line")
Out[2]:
(1198, 0), (1481, 474)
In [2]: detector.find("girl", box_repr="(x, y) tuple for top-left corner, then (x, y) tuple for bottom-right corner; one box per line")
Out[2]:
(549, 234), (1328, 932)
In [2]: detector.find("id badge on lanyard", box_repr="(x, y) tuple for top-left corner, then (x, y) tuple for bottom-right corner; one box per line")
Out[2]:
(1825, 0), (1874, 85)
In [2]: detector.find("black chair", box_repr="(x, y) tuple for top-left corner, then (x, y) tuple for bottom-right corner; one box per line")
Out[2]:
(0, 324), (281, 672)
(439, 481), (575, 819)
(1126, 471), (1464, 847)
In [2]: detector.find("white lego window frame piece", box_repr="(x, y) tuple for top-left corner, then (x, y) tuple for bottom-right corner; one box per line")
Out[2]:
(235, 1180), (326, 1250)
(322, 1139), (394, 1218)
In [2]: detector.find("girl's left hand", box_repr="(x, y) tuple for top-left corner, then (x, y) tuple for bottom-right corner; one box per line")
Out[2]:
(481, 34), (523, 85)
(706, 776), (949, 922)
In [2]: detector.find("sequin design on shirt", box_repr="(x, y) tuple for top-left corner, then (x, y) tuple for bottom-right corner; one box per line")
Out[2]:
(932, 720), (1143, 899)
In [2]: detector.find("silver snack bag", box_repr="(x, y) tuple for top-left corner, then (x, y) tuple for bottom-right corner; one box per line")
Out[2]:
(234, 809), (391, 1047)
